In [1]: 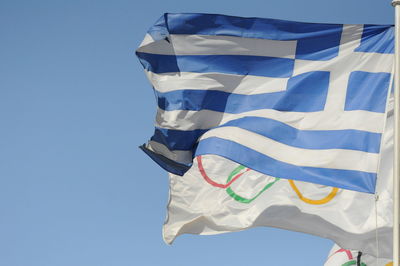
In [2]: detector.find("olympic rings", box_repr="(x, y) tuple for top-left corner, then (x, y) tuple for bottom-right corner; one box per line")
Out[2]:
(197, 156), (250, 189)
(330, 248), (354, 260)
(326, 249), (366, 266)
(197, 155), (340, 205)
(288, 179), (339, 205)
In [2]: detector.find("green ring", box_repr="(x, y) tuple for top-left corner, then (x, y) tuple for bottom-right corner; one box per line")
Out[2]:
(225, 165), (280, 204)
(342, 261), (367, 266)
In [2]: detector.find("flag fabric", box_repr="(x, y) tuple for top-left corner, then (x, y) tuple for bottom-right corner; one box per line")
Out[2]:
(137, 13), (394, 193)
(324, 244), (392, 266)
(163, 97), (393, 258)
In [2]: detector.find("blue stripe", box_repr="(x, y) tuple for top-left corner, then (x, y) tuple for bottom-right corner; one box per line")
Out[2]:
(151, 128), (206, 150)
(139, 144), (191, 175)
(195, 137), (376, 193)
(164, 13), (343, 60)
(156, 71), (329, 113)
(152, 117), (382, 153)
(136, 52), (294, 78)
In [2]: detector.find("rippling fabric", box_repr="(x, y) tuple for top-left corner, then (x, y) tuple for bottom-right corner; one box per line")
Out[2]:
(136, 13), (394, 193)
(163, 99), (393, 259)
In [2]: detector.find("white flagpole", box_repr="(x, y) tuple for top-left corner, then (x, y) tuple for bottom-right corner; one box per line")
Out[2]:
(392, 1), (400, 266)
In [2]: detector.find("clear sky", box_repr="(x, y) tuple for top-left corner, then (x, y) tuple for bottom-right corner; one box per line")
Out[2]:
(0, 0), (395, 265)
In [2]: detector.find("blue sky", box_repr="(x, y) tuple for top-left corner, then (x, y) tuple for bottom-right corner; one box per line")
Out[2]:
(0, 0), (394, 265)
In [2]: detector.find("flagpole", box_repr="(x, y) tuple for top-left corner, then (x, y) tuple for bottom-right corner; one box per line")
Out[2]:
(392, 1), (400, 266)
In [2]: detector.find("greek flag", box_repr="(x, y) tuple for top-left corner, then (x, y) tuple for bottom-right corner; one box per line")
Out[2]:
(136, 13), (394, 193)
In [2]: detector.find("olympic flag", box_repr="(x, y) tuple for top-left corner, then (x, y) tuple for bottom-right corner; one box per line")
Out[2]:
(136, 13), (395, 258)
(163, 98), (393, 258)
(137, 13), (394, 193)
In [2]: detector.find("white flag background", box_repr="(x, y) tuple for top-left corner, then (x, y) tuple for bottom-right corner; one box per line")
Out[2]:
(163, 97), (394, 259)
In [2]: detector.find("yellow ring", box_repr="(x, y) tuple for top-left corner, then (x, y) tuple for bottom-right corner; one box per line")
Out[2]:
(386, 262), (393, 266)
(288, 180), (339, 205)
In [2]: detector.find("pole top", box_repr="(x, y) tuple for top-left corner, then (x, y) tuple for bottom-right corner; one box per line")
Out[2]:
(393, 0), (400, 7)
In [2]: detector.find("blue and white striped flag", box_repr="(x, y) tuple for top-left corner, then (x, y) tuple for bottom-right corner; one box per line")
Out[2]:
(136, 13), (394, 193)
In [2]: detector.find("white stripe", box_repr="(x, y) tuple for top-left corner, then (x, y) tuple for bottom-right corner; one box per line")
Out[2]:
(170, 34), (297, 58)
(137, 34), (297, 58)
(136, 34), (174, 55)
(146, 71), (288, 94)
(138, 34), (156, 48)
(199, 126), (379, 173)
(155, 108), (386, 133)
(147, 141), (193, 164)
(352, 52), (393, 73)
(293, 50), (393, 76)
